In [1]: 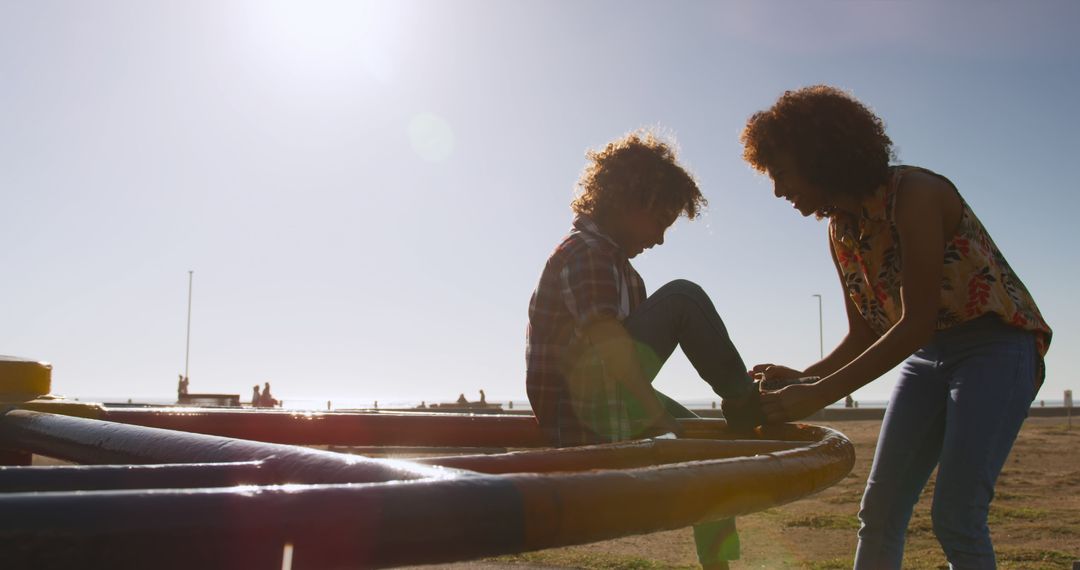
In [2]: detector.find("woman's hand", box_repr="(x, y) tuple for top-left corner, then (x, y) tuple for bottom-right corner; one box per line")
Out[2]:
(749, 363), (804, 383)
(759, 382), (831, 423)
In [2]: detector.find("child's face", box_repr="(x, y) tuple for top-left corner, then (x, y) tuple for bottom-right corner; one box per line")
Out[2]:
(608, 205), (679, 258)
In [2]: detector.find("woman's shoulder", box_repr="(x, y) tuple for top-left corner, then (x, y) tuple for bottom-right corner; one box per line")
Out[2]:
(889, 165), (965, 232)
(892, 165), (959, 196)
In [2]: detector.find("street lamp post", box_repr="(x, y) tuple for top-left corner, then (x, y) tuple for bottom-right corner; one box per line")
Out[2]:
(811, 294), (823, 359)
(812, 293), (825, 419)
(185, 270), (193, 382)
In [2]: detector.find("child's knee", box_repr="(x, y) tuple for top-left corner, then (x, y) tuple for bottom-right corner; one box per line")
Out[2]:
(658, 279), (706, 299)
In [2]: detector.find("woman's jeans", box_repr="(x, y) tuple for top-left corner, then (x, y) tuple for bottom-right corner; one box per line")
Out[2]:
(624, 279), (754, 564)
(853, 316), (1037, 570)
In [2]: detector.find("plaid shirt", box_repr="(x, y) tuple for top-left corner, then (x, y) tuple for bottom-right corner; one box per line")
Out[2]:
(526, 214), (647, 446)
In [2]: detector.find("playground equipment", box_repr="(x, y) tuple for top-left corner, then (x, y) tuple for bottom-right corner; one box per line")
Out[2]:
(0, 356), (855, 568)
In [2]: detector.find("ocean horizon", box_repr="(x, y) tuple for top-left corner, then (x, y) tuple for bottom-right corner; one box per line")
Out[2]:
(64, 395), (1072, 412)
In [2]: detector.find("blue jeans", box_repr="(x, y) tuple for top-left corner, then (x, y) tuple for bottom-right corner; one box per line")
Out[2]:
(624, 279), (754, 402)
(624, 280), (754, 564)
(854, 316), (1037, 570)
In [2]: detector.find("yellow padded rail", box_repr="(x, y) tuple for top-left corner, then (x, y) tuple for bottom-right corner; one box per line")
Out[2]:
(0, 356), (52, 400)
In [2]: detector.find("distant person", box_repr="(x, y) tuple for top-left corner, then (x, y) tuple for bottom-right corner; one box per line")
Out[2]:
(525, 129), (763, 569)
(251, 385), (261, 407)
(261, 382), (278, 407)
(479, 389), (487, 406)
(177, 374), (189, 398)
(741, 85), (1052, 569)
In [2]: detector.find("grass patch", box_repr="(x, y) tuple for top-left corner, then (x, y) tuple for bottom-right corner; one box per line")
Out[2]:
(784, 514), (861, 530)
(824, 492), (863, 505)
(1047, 525), (1080, 536)
(997, 547), (1078, 567)
(807, 558), (854, 570)
(1038, 427), (1080, 438)
(992, 490), (1031, 501)
(495, 550), (696, 569)
(897, 550), (951, 570)
(1055, 472), (1080, 486)
(753, 507), (785, 519)
(988, 506), (1048, 523)
(906, 518), (935, 537)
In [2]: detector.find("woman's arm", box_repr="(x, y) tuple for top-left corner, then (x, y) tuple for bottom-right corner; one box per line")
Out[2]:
(752, 240), (878, 382)
(761, 173), (958, 422)
(805, 243), (880, 377)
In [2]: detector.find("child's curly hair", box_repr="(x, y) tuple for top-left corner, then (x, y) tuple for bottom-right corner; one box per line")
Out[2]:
(741, 85), (895, 200)
(572, 130), (705, 220)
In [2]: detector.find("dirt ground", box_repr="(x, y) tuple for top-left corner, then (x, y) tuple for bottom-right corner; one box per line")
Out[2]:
(453, 417), (1080, 569)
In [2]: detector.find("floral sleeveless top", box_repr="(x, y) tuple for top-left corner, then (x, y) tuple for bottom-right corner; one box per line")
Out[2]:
(828, 166), (1052, 383)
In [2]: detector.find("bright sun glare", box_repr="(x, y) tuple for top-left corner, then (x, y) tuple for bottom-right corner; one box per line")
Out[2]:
(238, 0), (408, 85)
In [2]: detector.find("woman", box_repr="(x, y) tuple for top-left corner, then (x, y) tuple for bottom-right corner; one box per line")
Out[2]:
(740, 85), (1051, 569)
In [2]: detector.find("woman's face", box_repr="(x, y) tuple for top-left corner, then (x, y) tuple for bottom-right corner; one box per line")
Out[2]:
(767, 152), (830, 217)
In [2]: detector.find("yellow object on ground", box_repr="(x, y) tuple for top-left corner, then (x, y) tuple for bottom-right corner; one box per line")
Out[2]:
(0, 356), (52, 400)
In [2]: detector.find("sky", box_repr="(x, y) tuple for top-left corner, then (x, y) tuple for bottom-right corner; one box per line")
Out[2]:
(2, 1), (1078, 407)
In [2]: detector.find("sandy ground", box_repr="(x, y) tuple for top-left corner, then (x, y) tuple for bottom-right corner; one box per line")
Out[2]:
(409, 417), (1080, 569)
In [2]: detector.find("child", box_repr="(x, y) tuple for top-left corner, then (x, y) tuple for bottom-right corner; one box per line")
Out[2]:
(525, 129), (762, 568)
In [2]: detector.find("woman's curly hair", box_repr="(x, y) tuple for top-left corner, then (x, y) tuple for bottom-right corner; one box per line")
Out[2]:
(741, 85), (895, 200)
(572, 130), (705, 220)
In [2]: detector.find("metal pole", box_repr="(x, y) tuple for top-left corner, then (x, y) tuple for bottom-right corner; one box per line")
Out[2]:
(812, 294), (823, 359)
(1067, 390), (1073, 431)
(184, 270), (193, 382)
(812, 294), (824, 420)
